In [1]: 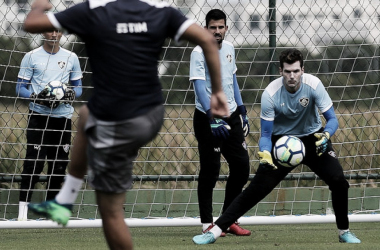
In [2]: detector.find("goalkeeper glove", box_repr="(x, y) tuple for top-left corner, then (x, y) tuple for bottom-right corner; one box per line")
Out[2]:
(63, 88), (75, 103)
(237, 105), (250, 137)
(31, 88), (59, 109)
(258, 150), (277, 170)
(314, 131), (330, 156)
(207, 109), (230, 139)
(30, 88), (49, 100)
(210, 118), (231, 139)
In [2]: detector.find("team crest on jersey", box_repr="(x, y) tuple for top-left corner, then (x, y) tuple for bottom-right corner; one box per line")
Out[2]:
(226, 54), (232, 63)
(58, 61), (66, 69)
(299, 97), (309, 107)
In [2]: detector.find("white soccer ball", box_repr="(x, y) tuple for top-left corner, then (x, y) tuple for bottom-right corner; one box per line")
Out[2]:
(273, 135), (305, 167)
(46, 80), (67, 100)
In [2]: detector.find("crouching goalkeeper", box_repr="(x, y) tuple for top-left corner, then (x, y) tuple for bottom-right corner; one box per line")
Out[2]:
(192, 48), (361, 245)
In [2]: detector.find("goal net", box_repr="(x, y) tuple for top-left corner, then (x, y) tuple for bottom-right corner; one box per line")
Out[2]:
(1, 0), (380, 228)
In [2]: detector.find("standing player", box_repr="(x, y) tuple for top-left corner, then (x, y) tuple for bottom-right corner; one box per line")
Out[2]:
(192, 49), (361, 244)
(190, 9), (251, 236)
(24, 0), (229, 249)
(16, 29), (82, 221)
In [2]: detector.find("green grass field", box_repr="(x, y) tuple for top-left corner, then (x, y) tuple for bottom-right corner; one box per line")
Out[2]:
(2, 223), (380, 250)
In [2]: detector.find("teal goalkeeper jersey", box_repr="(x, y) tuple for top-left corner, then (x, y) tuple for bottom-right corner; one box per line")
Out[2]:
(18, 46), (82, 119)
(260, 73), (333, 136)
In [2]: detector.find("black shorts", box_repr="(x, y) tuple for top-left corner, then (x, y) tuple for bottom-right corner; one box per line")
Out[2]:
(85, 105), (164, 193)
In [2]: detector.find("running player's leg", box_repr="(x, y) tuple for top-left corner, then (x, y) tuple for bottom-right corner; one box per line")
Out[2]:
(96, 190), (133, 250)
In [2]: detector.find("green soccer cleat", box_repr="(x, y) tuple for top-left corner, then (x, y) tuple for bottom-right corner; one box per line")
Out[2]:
(339, 231), (361, 243)
(192, 232), (216, 245)
(28, 200), (72, 226)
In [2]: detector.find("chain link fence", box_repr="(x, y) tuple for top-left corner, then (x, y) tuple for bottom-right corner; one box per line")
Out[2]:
(0, 0), (379, 220)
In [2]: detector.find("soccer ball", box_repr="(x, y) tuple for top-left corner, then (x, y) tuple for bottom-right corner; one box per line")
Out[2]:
(46, 80), (67, 100)
(273, 135), (305, 167)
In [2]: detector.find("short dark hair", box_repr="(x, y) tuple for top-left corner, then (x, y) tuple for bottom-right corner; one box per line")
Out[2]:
(279, 49), (304, 69)
(205, 9), (227, 27)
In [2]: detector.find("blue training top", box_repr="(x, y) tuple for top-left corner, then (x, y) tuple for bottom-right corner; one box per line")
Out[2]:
(17, 46), (82, 119)
(260, 73), (333, 136)
(190, 40), (238, 114)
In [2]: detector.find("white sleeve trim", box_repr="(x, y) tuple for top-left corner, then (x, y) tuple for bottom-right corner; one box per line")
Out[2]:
(320, 103), (333, 113)
(47, 12), (62, 30)
(260, 115), (275, 121)
(189, 76), (206, 81)
(70, 76), (83, 81)
(174, 19), (195, 42)
(17, 76), (31, 81)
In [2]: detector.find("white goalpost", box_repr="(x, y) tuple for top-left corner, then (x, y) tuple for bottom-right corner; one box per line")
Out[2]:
(0, 0), (380, 228)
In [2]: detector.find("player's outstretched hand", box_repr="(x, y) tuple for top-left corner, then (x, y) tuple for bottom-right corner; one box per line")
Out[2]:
(210, 91), (230, 119)
(258, 150), (277, 170)
(237, 105), (250, 137)
(314, 131), (330, 156)
(209, 118), (231, 139)
(63, 88), (75, 103)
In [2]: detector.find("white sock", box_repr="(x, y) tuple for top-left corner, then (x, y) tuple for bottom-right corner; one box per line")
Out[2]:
(18, 201), (29, 220)
(339, 229), (349, 236)
(209, 225), (222, 239)
(55, 174), (83, 204)
(202, 223), (212, 232)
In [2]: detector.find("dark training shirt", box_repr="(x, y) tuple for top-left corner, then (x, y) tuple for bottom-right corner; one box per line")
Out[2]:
(50, 0), (190, 121)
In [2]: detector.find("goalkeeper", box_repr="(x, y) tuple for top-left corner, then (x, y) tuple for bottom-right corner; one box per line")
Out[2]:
(190, 9), (251, 237)
(193, 48), (361, 244)
(15, 29), (82, 221)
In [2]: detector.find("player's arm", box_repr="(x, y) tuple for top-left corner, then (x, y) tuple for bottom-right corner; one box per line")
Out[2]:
(16, 78), (52, 106)
(193, 79), (210, 113)
(322, 106), (338, 136)
(259, 119), (273, 152)
(181, 23), (229, 119)
(23, 0), (55, 33)
(16, 78), (33, 98)
(258, 118), (277, 169)
(314, 106), (339, 156)
(63, 78), (82, 104)
(70, 79), (83, 98)
(193, 79), (230, 139)
(233, 74), (249, 136)
(233, 74), (243, 106)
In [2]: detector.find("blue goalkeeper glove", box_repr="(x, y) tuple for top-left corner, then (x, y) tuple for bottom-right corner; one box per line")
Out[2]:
(314, 131), (330, 156)
(207, 110), (231, 139)
(258, 150), (277, 170)
(237, 105), (250, 137)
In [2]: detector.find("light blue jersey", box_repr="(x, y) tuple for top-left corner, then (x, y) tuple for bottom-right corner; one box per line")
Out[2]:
(190, 40), (237, 114)
(261, 73), (333, 136)
(18, 46), (82, 118)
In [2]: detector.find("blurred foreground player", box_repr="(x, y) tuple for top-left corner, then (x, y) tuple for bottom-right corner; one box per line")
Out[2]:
(25, 0), (229, 249)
